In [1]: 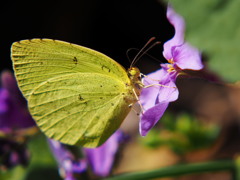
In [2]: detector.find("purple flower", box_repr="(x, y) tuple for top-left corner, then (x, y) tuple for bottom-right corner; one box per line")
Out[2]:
(49, 130), (123, 179)
(162, 6), (203, 71)
(84, 130), (123, 177)
(0, 71), (36, 132)
(0, 71), (37, 169)
(140, 69), (179, 136)
(140, 6), (203, 136)
(48, 139), (87, 180)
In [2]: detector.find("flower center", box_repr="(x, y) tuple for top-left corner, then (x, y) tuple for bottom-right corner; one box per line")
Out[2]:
(167, 64), (175, 73)
(166, 59), (176, 73)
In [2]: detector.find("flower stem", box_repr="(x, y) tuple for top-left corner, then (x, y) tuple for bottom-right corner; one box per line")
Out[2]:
(104, 160), (236, 180)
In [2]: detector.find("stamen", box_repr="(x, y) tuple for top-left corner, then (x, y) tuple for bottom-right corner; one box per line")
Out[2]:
(167, 58), (174, 64)
(167, 64), (176, 73)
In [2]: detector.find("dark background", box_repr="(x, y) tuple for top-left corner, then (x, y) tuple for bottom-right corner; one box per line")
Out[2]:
(1, 0), (173, 74)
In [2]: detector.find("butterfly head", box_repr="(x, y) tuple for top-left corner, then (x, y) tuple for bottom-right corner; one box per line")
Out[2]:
(127, 67), (143, 96)
(127, 67), (140, 80)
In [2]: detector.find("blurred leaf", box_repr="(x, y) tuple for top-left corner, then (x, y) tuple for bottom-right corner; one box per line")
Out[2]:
(139, 129), (164, 148)
(140, 113), (219, 154)
(24, 133), (61, 180)
(27, 133), (56, 167)
(0, 166), (25, 180)
(164, 0), (240, 82)
(160, 112), (176, 131)
(235, 155), (240, 180)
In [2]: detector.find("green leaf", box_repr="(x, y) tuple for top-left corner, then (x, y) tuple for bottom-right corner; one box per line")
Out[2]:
(24, 134), (61, 180)
(0, 166), (26, 180)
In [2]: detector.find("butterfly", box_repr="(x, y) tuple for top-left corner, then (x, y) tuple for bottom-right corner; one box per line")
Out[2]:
(11, 39), (143, 147)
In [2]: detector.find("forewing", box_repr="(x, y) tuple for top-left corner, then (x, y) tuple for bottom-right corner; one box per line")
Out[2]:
(28, 73), (132, 147)
(11, 39), (129, 99)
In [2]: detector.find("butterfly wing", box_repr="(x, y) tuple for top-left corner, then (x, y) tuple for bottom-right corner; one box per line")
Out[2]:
(12, 39), (129, 99)
(11, 39), (136, 147)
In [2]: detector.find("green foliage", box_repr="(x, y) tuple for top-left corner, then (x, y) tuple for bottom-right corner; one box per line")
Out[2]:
(0, 166), (26, 180)
(140, 113), (220, 154)
(24, 134), (61, 180)
(165, 0), (240, 82)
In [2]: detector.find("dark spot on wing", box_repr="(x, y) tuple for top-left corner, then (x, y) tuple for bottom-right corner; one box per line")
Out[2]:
(73, 57), (78, 65)
(111, 103), (114, 106)
(101, 65), (111, 73)
(78, 94), (84, 101)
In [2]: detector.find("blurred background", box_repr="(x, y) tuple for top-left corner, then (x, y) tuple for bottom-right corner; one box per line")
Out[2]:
(1, 0), (240, 180)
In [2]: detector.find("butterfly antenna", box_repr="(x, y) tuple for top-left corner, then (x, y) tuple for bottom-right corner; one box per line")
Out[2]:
(127, 48), (162, 65)
(126, 48), (139, 64)
(130, 37), (156, 68)
(142, 51), (162, 64)
(133, 41), (161, 66)
(130, 37), (161, 68)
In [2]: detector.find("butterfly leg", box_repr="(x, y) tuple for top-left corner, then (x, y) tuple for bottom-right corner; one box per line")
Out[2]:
(141, 73), (176, 89)
(132, 88), (145, 115)
(144, 84), (177, 88)
(128, 104), (140, 116)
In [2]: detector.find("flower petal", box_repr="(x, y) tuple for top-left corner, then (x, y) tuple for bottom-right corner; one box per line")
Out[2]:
(172, 42), (203, 70)
(163, 5), (185, 60)
(84, 130), (122, 177)
(140, 102), (169, 136)
(158, 75), (179, 103)
(140, 69), (179, 136)
(1, 71), (21, 96)
(140, 69), (167, 111)
(48, 139), (87, 179)
(0, 71), (36, 131)
(0, 89), (9, 114)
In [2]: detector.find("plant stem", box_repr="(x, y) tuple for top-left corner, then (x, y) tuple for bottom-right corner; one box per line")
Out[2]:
(104, 160), (235, 180)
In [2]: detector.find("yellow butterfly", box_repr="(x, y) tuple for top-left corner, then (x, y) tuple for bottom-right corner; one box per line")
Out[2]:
(11, 39), (142, 148)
